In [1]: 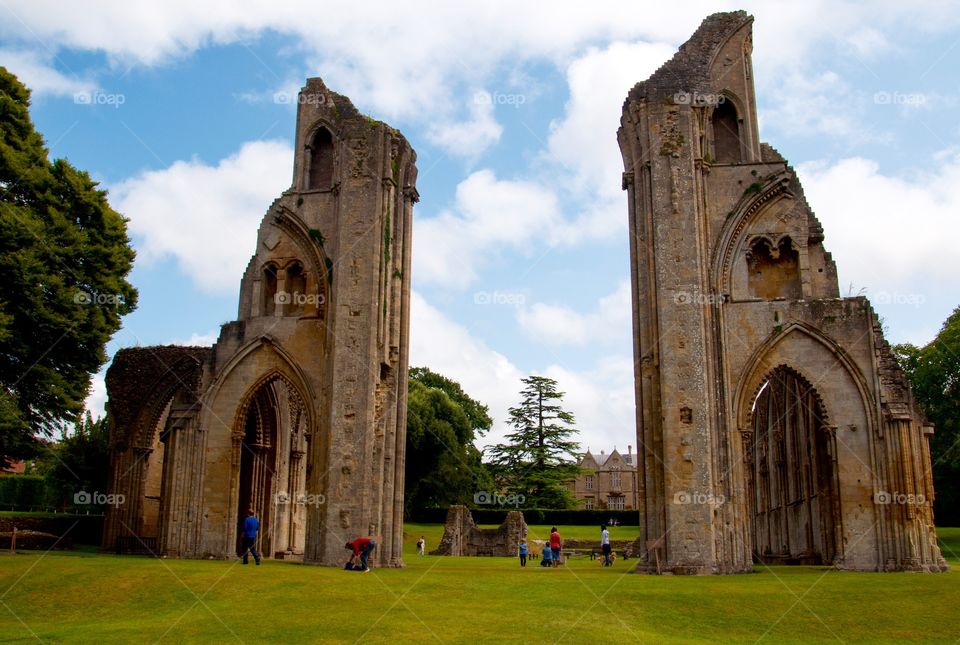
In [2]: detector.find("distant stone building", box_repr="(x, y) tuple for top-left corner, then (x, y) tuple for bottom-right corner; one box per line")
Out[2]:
(570, 447), (639, 511)
(620, 11), (945, 573)
(102, 78), (416, 567)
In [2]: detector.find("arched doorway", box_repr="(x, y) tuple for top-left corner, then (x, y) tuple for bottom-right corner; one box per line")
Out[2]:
(235, 374), (309, 559)
(745, 366), (841, 565)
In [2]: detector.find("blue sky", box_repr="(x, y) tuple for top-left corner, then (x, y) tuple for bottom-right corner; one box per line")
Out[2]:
(3, 1), (959, 451)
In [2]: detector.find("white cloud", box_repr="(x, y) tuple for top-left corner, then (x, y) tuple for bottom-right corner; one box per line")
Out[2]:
(84, 367), (108, 419)
(797, 153), (960, 343)
(414, 169), (560, 288)
(411, 291), (636, 452)
(425, 93), (503, 158)
(0, 49), (94, 97)
(758, 71), (891, 144)
(547, 41), (674, 199)
(111, 140), (293, 293)
(171, 329), (219, 346)
(517, 282), (631, 346)
(410, 290), (524, 444)
(5, 0), (960, 129)
(543, 356), (636, 453)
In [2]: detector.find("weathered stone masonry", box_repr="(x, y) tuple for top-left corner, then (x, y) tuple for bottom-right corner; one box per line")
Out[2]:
(620, 11), (946, 573)
(102, 78), (416, 567)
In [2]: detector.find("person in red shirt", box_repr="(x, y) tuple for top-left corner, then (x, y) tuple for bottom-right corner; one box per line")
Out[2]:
(345, 537), (376, 571)
(549, 527), (562, 568)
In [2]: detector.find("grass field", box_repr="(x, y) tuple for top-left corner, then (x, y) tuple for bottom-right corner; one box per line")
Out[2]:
(0, 526), (957, 644)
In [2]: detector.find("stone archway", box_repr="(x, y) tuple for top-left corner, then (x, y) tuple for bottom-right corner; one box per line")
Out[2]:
(234, 374), (308, 559)
(745, 366), (841, 565)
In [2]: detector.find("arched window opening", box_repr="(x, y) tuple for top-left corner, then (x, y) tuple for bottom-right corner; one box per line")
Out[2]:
(140, 398), (172, 539)
(286, 262), (306, 316)
(746, 236), (801, 300)
(262, 264), (279, 316)
(307, 127), (335, 189)
(712, 100), (741, 163)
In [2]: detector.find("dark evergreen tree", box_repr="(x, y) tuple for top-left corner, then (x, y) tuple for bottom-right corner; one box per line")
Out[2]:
(487, 375), (580, 508)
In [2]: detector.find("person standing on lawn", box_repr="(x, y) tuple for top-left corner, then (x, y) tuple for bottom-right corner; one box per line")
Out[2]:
(550, 527), (562, 568)
(601, 524), (612, 567)
(518, 540), (528, 567)
(417, 536), (425, 556)
(345, 537), (376, 571)
(241, 508), (261, 565)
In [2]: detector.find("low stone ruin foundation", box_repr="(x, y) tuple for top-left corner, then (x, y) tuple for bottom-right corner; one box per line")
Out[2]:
(431, 505), (526, 556)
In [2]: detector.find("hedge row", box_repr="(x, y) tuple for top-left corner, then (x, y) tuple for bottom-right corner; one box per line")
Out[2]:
(0, 475), (60, 511)
(408, 507), (639, 526)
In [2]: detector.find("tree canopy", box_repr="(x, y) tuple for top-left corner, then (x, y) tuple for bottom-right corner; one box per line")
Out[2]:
(0, 67), (137, 467)
(487, 375), (581, 509)
(405, 367), (493, 516)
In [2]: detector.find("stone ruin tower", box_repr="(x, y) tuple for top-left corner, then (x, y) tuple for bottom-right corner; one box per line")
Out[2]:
(102, 78), (416, 567)
(619, 12), (946, 573)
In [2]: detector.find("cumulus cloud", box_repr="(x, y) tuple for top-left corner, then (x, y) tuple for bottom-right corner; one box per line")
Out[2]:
(5, 0), (960, 127)
(797, 153), (960, 343)
(111, 140), (293, 293)
(411, 291), (636, 451)
(0, 49), (94, 98)
(426, 93), (503, 158)
(414, 169), (561, 288)
(170, 329), (219, 346)
(517, 282), (631, 346)
(84, 367), (108, 419)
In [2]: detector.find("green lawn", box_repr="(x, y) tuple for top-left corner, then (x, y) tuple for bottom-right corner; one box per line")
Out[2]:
(0, 526), (957, 643)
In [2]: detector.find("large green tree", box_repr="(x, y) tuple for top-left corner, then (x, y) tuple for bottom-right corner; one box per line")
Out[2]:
(405, 367), (493, 516)
(487, 375), (581, 509)
(895, 305), (960, 524)
(0, 68), (137, 467)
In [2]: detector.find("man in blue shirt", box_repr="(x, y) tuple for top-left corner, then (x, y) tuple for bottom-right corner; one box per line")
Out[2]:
(518, 540), (528, 567)
(241, 508), (261, 565)
(540, 542), (552, 567)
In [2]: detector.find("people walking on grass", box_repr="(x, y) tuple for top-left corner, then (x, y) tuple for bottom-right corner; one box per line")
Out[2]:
(519, 540), (528, 567)
(345, 537), (376, 571)
(601, 524), (612, 567)
(550, 527), (562, 568)
(241, 508), (261, 565)
(417, 536), (425, 556)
